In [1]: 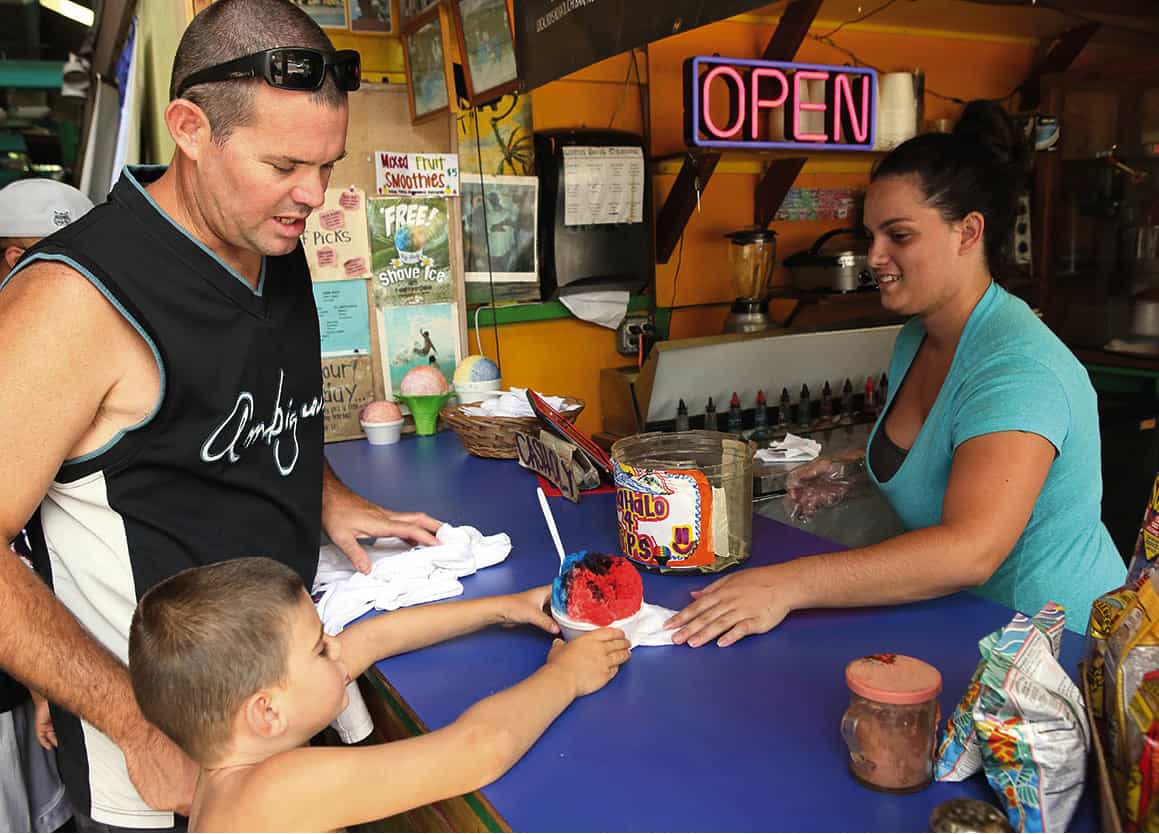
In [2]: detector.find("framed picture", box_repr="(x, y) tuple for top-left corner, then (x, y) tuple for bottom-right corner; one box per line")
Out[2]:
(349, 0), (392, 32)
(449, 0), (520, 104)
(399, 0), (439, 27)
(402, 6), (452, 123)
(461, 174), (539, 303)
(293, 0), (348, 29)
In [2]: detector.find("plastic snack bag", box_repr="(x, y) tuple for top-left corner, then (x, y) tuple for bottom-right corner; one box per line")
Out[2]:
(783, 449), (868, 523)
(973, 608), (1088, 833)
(1127, 472), (1159, 586)
(934, 604), (1065, 782)
(1124, 671), (1159, 831)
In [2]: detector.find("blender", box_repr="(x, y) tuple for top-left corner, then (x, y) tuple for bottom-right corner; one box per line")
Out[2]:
(723, 227), (778, 334)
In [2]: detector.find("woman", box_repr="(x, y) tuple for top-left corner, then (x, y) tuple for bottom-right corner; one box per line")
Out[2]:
(667, 101), (1126, 647)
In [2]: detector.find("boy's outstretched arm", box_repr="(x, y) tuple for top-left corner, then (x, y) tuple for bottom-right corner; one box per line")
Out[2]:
(338, 586), (559, 677)
(246, 629), (631, 832)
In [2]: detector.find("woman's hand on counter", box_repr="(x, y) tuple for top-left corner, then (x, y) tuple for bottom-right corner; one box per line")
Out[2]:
(499, 585), (560, 635)
(665, 566), (794, 648)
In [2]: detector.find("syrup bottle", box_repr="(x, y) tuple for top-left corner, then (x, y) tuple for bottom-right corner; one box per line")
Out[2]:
(727, 392), (744, 435)
(675, 398), (690, 432)
(704, 397), (718, 432)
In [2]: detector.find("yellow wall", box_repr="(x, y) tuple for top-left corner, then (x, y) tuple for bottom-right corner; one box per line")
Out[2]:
(463, 13), (1046, 434)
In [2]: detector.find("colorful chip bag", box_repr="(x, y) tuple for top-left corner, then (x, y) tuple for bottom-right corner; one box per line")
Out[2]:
(1125, 671), (1159, 831)
(934, 603), (1065, 783)
(972, 608), (1089, 833)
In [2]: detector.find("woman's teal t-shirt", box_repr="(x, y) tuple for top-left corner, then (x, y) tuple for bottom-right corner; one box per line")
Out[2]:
(867, 282), (1126, 631)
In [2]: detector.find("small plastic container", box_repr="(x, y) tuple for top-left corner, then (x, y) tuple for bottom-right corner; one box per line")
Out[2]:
(361, 419), (403, 445)
(841, 654), (942, 792)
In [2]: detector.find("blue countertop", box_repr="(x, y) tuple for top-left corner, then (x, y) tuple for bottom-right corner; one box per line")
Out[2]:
(326, 432), (1098, 832)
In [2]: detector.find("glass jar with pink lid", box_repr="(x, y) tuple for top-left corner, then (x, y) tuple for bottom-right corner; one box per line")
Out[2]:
(841, 653), (943, 792)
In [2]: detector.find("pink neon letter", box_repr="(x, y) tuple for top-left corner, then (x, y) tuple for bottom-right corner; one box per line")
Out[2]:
(701, 65), (746, 139)
(833, 73), (871, 143)
(750, 68), (788, 139)
(793, 69), (829, 143)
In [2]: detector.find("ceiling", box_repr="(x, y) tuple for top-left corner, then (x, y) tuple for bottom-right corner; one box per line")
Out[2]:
(743, 0), (1159, 47)
(0, 0), (95, 62)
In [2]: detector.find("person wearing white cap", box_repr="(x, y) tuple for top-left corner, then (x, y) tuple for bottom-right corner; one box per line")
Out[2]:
(0, 179), (94, 276)
(0, 178), (89, 833)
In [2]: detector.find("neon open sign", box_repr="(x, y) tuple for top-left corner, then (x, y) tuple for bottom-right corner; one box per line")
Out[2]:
(684, 56), (877, 151)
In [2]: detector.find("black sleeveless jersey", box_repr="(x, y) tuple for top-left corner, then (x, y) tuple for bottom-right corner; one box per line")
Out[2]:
(6, 166), (324, 827)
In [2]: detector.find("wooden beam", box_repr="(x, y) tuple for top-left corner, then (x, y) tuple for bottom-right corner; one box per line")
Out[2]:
(755, 157), (806, 228)
(655, 152), (720, 263)
(1018, 22), (1100, 111)
(763, 0), (824, 61)
(1044, 0), (1159, 17)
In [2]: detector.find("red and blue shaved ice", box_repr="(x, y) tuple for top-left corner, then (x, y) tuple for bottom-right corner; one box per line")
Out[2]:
(552, 551), (643, 627)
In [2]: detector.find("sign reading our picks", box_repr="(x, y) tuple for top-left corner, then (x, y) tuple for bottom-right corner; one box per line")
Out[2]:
(367, 196), (453, 308)
(374, 152), (460, 196)
(300, 186), (372, 281)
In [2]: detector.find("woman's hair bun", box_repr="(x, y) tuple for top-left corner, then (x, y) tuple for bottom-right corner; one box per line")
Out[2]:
(953, 99), (1029, 175)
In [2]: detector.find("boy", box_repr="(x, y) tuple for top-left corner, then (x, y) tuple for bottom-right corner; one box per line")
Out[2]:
(129, 558), (630, 831)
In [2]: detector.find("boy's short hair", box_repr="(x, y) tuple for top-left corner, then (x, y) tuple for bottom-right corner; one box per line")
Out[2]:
(129, 557), (307, 764)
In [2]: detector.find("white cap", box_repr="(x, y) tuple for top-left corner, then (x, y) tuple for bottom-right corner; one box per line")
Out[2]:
(0, 179), (95, 237)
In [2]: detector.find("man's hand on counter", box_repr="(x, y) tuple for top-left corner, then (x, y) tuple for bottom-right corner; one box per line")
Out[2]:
(665, 566), (791, 648)
(321, 462), (443, 573)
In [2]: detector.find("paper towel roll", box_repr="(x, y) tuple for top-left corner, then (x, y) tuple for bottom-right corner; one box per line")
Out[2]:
(875, 72), (921, 150)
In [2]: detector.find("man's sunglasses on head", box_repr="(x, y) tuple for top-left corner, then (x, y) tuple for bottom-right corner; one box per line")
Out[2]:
(175, 48), (361, 98)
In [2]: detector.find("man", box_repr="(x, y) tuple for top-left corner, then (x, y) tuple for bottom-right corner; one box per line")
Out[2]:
(0, 1), (441, 829)
(0, 178), (91, 834)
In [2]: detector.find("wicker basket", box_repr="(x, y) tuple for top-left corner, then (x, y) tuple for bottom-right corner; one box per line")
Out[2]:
(440, 398), (585, 459)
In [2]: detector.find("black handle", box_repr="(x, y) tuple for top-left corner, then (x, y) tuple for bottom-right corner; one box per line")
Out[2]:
(809, 227), (868, 256)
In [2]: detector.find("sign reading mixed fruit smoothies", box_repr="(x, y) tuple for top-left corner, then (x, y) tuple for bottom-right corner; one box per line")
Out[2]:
(374, 151), (460, 196)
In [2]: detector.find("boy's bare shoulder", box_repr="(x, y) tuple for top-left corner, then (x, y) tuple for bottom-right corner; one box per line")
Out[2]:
(193, 747), (359, 832)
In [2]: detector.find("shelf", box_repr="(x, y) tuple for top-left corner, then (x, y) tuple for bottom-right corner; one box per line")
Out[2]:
(0, 61), (63, 90)
(470, 293), (652, 327)
(652, 150), (885, 177)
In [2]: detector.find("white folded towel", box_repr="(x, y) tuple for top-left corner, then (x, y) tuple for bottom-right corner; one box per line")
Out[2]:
(313, 523), (513, 634)
(753, 433), (822, 463)
(316, 523), (514, 744)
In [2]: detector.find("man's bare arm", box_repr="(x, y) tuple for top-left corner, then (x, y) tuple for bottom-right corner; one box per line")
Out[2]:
(0, 263), (196, 811)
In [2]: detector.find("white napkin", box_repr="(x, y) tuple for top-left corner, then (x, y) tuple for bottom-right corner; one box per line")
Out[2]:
(460, 387), (569, 418)
(753, 433), (822, 462)
(316, 522), (513, 744)
(626, 602), (680, 648)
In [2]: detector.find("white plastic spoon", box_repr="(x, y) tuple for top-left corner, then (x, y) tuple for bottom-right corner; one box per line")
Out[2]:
(536, 486), (567, 567)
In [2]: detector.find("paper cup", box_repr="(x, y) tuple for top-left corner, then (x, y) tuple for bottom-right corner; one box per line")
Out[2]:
(453, 378), (503, 402)
(361, 419), (403, 445)
(552, 605), (643, 642)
